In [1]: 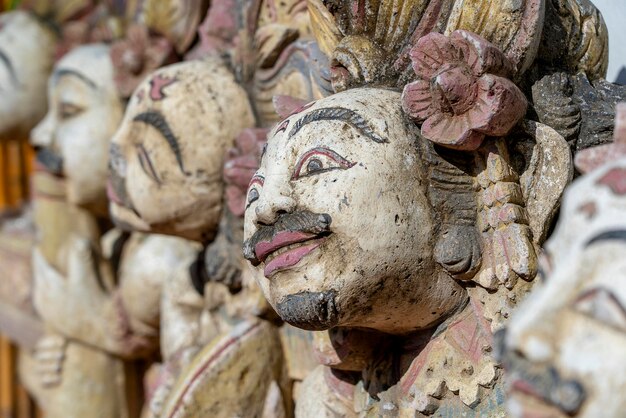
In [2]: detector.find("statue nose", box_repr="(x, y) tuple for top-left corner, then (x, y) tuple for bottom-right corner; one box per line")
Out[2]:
(254, 194), (296, 226)
(30, 113), (55, 148)
(254, 182), (296, 225)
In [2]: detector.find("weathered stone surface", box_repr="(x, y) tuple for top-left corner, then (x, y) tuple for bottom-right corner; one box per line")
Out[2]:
(532, 72), (626, 152)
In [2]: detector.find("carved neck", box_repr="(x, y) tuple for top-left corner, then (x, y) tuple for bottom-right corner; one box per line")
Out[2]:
(32, 171), (104, 274)
(345, 269), (468, 335)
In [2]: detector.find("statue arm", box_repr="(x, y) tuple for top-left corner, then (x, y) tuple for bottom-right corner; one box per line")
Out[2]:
(32, 236), (159, 359)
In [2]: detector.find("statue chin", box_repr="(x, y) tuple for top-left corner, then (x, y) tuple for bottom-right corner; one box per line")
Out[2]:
(276, 290), (339, 331)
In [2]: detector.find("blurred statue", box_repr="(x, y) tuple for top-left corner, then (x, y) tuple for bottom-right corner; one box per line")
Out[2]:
(107, 59), (292, 418)
(501, 104), (626, 418)
(0, 10), (55, 141)
(29, 44), (140, 418)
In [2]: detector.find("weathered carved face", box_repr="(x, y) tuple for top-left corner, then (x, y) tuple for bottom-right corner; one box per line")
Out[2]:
(504, 160), (626, 418)
(243, 88), (466, 333)
(108, 59), (255, 242)
(0, 11), (55, 140)
(31, 44), (122, 208)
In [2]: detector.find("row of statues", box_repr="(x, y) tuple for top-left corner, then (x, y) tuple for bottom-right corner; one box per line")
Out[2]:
(0, 0), (624, 416)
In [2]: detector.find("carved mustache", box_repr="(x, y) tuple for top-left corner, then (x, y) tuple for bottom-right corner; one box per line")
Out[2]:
(494, 328), (586, 415)
(36, 148), (63, 176)
(243, 211), (332, 265)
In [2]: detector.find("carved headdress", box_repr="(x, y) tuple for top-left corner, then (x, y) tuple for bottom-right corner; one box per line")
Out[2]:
(305, 0), (601, 321)
(309, 0), (607, 92)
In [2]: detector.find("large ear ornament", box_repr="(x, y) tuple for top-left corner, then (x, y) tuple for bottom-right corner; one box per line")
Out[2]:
(434, 225), (482, 281)
(515, 120), (573, 243)
(402, 31), (558, 290)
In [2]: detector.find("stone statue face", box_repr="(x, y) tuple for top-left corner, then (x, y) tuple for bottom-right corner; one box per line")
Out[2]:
(504, 160), (626, 418)
(108, 59), (255, 242)
(243, 88), (466, 333)
(0, 11), (56, 140)
(31, 44), (122, 208)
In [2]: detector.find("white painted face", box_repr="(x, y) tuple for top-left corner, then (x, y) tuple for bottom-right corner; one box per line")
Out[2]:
(108, 59), (255, 242)
(0, 11), (55, 140)
(30, 44), (122, 208)
(243, 88), (466, 333)
(504, 159), (626, 418)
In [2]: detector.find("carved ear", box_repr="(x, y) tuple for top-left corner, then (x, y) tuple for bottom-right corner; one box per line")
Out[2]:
(434, 225), (482, 281)
(516, 120), (573, 243)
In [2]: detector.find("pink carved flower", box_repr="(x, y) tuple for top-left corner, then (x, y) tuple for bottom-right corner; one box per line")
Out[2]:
(401, 30), (527, 151)
(223, 128), (269, 217)
(110, 24), (176, 98)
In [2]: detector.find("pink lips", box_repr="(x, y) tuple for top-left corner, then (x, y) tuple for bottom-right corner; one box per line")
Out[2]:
(254, 230), (326, 277)
(106, 180), (124, 205)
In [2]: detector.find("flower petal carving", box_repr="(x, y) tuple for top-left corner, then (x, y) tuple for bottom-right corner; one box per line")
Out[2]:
(402, 30), (527, 150)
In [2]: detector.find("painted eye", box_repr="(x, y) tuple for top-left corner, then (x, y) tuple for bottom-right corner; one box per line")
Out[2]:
(247, 188), (259, 206)
(59, 102), (84, 120)
(573, 288), (626, 333)
(306, 158), (323, 173)
(246, 174), (264, 209)
(136, 144), (161, 184)
(292, 147), (355, 180)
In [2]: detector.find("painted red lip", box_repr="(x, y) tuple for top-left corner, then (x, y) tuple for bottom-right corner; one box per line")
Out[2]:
(106, 180), (124, 206)
(254, 231), (327, 277)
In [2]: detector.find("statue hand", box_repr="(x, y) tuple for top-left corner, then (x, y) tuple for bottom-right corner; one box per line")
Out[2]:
(32, 238), (107, 337)
(33, 334), (67, 388)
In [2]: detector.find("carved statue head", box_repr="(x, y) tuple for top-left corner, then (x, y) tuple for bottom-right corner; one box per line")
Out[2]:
(243, 85), (572, 335)
(0, 11), (56, 140)
(244, 88), (466, 333)
(30, 44), (122, 210)
(503, 108), (626, 418)
(108, 59), (255, 242)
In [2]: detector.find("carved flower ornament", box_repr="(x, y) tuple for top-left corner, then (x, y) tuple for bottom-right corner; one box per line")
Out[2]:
(401, 30), (527, 151)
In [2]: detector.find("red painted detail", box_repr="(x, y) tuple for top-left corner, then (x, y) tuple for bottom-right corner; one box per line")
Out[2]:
(149, 74), (177, 101)
(166, 321), (261, 418)
(597, 168), (626, 195)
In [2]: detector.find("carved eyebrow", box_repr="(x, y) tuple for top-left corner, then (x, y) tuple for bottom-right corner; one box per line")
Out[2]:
(585, 230), (626, 247)
(133, 111), (188, 174)
(54, 69), (97, 90)
(287, 107), (388, 143)
(0, 49), (17, 85)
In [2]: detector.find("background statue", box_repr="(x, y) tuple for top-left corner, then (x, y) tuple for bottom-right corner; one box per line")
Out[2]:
(107, 59), (293, 418)
(0, 9), (55, 344)
(501, 104), (626, 418)
(0, 10), (56, 141)
(28, 43), (142, 418)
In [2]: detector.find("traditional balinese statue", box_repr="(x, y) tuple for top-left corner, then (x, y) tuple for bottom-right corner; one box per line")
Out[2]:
(0, 11), (55, 317)
(0, 10), (56, 141)
(501, 104), (626, 417)
(107, 59), (293, 417)
(242, 19), (578, 415)
(28, 43), (144, 418)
